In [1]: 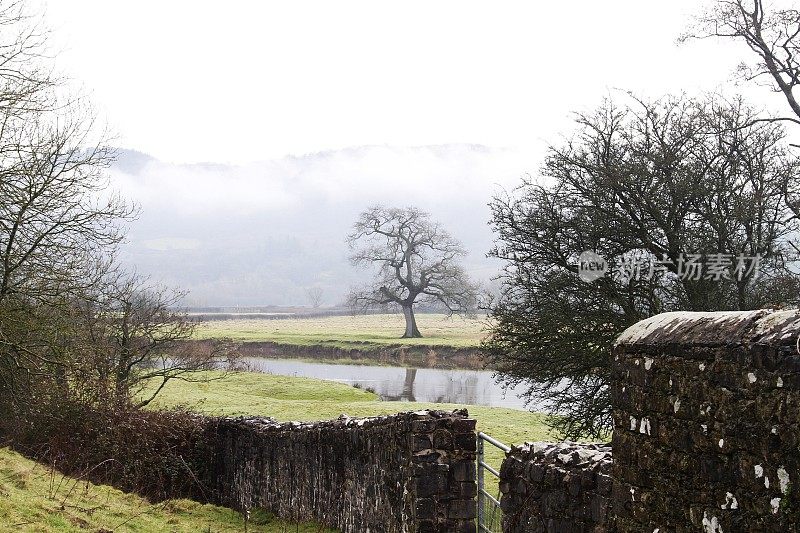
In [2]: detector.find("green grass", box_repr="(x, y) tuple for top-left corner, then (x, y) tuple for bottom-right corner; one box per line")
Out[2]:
(194, 313), (486, 349)
(0, 447), (333, 532)
(146, 371), (554, 445)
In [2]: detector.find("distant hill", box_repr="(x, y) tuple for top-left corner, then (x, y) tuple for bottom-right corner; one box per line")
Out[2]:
(109, 145), (537, 306)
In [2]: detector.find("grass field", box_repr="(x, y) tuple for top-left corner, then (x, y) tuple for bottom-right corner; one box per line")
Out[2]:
(194, 313), (487, 349)
(0, 447), (332, 532)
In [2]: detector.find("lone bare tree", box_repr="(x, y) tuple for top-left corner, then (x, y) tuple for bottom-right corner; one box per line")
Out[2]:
(347, 206), (478, 338)
(305, 286), (324, 308)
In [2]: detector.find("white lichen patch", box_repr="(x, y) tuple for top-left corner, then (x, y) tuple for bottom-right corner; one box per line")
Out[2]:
(754, 465), (763, 478)
(777, 377), (784, 388)
(721, 492), (738, 510)
(630, 416), (637, 431)
(718, 438), (724, 448)
(778, 466), (789, 494)
(772, 426), (778, 435)
(701, 424), (708, 434)
(673, 397), (681, 413)
(645, 357), (653, 370)
(702, 510), (723, 533)
(771, 497), (781, 514)
(635, 359), (641, 366)
(765, 476), (770, 489)
(747, 372), (757, 384)
(639, 417), (652, 435)
(699, 363), (706, 371)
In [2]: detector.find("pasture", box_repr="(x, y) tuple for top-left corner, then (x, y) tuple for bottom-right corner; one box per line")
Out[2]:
(195, 313), (487, 349)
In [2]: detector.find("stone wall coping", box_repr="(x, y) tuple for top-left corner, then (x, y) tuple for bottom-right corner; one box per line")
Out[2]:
(614, 310), (800, 348)
(509, 441), (612, 466)
(217, 408), (471, 433)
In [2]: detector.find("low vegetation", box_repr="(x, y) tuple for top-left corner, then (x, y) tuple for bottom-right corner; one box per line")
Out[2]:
(194, 313), (486, 349)
(0, 447), (332, 532)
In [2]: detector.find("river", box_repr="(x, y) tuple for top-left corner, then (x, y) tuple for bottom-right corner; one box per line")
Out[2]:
(242, 357), (538, 410)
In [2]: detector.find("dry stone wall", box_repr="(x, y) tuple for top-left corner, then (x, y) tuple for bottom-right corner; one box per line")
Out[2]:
(206, 409), (477, 532)
(499, 442), (612, 532)
(498, 309), (800, 532)
(612, 310), (800, 531)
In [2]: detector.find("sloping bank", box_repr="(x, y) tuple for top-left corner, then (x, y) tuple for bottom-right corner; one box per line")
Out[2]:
(193, 339), (487, 370)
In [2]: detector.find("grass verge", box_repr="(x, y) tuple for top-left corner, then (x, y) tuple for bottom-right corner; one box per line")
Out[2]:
(0, 446), (333, 532)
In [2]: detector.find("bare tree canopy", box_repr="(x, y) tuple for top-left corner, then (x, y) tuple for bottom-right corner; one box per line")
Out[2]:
(684, 1), (800, 124)
(305, 286), (324, 308)
(347, 206), (478, 338)
(65, 274), (237, 408)
(0, 0), (132, 310)
(0, 2), (231, 423)
(485, 94), (800, 438)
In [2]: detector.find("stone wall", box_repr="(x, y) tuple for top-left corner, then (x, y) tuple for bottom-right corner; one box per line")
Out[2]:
(499, 442), (612, 532)
(612, 310), (800, 530)
(498, 309), (800, 531)
(207, 409), (477, 532)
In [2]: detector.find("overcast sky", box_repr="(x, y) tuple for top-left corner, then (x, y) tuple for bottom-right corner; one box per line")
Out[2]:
(35, 1), (799, 306)
(43, 0), (783, 165)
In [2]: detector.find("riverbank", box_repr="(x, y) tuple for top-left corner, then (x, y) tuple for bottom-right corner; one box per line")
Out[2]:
(195, 313), (489, 369)
(228, 340), (486, 369)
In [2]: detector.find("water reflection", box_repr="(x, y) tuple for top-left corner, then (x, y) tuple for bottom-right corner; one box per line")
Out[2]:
(242, 358), (536, 410)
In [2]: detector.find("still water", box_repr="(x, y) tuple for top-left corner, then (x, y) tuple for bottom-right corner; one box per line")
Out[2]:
(242, 357), (537, 410)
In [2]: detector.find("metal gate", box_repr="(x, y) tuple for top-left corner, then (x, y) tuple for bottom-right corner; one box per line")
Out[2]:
(477, 432), (510, 533)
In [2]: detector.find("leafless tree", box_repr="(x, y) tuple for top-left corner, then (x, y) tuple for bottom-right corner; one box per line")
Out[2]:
(485, 94), (800, 438)
(684, 1), (800, 124)
(347, 206), (478, 338)
(0, 1), (136, 411)
(305, 286), (324, 308)
(0, 0), (133, 310)
(68, 275), (238, 408)
(683, 1), (800, 215)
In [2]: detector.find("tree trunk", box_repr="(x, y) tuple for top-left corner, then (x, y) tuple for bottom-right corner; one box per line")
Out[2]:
(402, 368), (417, 401)
(401, 305), (422, 338)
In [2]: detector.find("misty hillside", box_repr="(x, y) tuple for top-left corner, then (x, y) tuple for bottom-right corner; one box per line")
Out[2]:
(110, 145), (536, 306)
